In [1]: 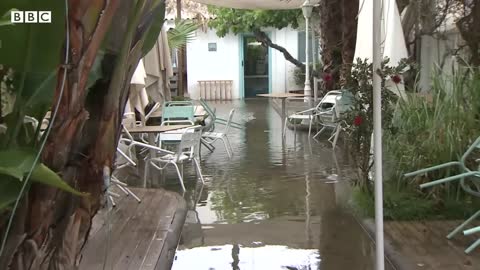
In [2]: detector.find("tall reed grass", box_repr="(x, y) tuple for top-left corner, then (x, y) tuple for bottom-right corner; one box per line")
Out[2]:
(385, 69), (480, 201)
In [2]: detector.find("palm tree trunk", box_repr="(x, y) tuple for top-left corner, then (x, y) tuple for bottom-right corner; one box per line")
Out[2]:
(0, 0), (165, 268)
(339, 0), (359, 87)
(318, 0), (342, 90)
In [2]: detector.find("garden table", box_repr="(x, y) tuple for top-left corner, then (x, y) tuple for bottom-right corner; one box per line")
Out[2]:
(125, 125), (192, 159)
(257, 93), (305, 121)
(258, 93), (306, 136)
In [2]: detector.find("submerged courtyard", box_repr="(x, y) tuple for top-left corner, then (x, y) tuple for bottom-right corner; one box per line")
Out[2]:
(169, 99), (384, 269)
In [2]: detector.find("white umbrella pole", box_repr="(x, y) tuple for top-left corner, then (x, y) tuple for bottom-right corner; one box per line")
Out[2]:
(373, 0), (385, 270)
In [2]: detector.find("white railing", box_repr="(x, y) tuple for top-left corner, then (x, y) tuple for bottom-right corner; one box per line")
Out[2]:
(198, 80), (233, 101)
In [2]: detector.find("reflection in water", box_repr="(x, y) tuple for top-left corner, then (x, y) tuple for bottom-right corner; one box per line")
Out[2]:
(172, 245), (320, 270)
(169, 100), (391, 270)
(232, 244), (240, 270)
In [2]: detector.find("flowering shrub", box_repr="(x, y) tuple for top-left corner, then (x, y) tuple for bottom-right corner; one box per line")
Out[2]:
(343, 58), (412, 192)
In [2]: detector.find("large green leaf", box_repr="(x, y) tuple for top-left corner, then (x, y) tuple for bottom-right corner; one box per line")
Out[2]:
(0, 177), (22, 210)
(0, 1), (66, 72)
(31, 164), (87, 196)
(141, 0), (166, 56)
(0, 8), (15, 26)
(0, 149), (87, 196)
(0, 149), (36, 179)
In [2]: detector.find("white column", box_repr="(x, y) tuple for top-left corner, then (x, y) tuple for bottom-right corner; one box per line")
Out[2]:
(373, 0), (385, 270)
(304, 16), (312, 96)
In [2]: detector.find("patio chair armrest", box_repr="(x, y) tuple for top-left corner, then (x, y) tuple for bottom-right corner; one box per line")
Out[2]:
(125, 140), (174, 155)
(419, 171), (479, 189)
(404, 161), (461, 178)
(291, 108), (317, 115)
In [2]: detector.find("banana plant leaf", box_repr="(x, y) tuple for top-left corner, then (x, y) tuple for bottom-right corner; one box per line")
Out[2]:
(0, 149), (87, 196)
(141, 0), (166, 56)
(0, 0), (65, 72)
(0, 177), (22, 210)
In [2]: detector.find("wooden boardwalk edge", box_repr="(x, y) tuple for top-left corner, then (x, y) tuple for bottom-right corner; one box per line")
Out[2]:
(79, 188), (188, 270)
(361, 219), (415, 270)
(360, 218), (479, 270)
(155, 195), (187, 270)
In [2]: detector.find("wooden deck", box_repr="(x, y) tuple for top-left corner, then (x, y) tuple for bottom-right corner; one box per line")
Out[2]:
(365, 220), (480, 270)
(79, 188), (187, 270)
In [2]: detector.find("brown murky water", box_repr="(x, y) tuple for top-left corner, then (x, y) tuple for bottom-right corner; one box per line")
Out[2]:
(153, 99), (393, 270)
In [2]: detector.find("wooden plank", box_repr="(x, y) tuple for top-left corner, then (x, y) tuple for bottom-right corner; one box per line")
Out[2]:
(79, 188), (187, 270)
(384, 220), (480, 270)
(132, 192), (182, 270)
(79, 189), (155, 269)
(113, 189), (168, 270)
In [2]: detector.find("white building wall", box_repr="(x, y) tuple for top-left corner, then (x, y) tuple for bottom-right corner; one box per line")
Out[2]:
(187, 26), (302, 99)
(187, 30), (241, 99)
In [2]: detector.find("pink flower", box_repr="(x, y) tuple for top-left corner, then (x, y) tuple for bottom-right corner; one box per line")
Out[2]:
(323, 73), (333, 82)
(353, 115), (363, 126)
(391, 75), (402, 84)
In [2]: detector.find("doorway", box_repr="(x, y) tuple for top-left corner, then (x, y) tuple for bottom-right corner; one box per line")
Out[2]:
(241, 35), (270, 98)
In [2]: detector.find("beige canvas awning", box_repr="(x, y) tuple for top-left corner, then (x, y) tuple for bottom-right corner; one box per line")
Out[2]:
(143, 25), (174, 104)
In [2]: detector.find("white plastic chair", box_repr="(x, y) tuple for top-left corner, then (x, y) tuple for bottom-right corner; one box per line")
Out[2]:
(283, 91), (342, 139)
(201, 109), (235, 158)
(144, 126), (204, 191)
(312, 91), (353, 149)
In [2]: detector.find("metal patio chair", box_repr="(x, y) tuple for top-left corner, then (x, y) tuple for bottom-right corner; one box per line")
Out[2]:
(283, 90), (352, 149)
(404, 136), (480, 254)
(199, 98), (243, 130)
(144, 126), (205, 191)
(312, 90), (353, 149)
(201, 109), (236, 158)
(161, 102), (195, 125)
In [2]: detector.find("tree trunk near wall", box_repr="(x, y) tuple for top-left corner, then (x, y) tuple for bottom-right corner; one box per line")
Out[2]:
(457, 0), (480, 67)
(318, 0), (342, 86)
(0, 1), (165, 269)
(177, 0), (185, 97)
(339, 0), (359, 87)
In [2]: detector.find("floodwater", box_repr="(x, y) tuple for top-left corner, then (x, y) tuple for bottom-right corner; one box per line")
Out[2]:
(154, 99), (393, 270)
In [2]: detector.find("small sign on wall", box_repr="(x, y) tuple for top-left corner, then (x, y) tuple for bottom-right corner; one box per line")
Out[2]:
(208, 43), (217, 52)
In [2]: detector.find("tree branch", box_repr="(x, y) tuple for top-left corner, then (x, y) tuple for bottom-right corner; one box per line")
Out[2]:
(253, 30), (305, 68)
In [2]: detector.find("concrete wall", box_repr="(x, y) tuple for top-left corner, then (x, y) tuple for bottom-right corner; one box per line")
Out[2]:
(186, 26), (302, 99)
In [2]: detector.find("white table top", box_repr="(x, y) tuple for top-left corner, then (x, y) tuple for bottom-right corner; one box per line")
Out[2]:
(257, 93), (306, 99)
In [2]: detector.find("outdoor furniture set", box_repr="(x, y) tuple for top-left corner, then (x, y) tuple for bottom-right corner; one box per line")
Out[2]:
(117, 99), (242, 193)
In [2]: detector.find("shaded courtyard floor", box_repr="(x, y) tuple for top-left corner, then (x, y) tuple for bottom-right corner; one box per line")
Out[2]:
(103, 99), (480, 270)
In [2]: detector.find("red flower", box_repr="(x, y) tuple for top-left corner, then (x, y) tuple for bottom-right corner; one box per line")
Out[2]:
(323, 73), (333, 82)
(391, 75), (402, 84)
(353, 115), (363, 126)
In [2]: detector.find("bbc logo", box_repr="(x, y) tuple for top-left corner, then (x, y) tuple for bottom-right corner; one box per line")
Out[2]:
(11, 11), (52, 24)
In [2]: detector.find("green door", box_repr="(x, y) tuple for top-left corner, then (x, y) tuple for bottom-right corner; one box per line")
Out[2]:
(242, 35), (270, 98)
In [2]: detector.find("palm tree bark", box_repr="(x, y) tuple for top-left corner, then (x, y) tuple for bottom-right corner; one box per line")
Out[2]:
(318, 0), (342, 90)
(457, 0), (480, 66)
(339, 0), (359, 87)
(0, 0), (166, 269)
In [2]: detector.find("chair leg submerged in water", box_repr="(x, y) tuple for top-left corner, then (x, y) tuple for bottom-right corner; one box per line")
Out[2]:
(202, 109), (235, 158)
(144, 126), (205, 192)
